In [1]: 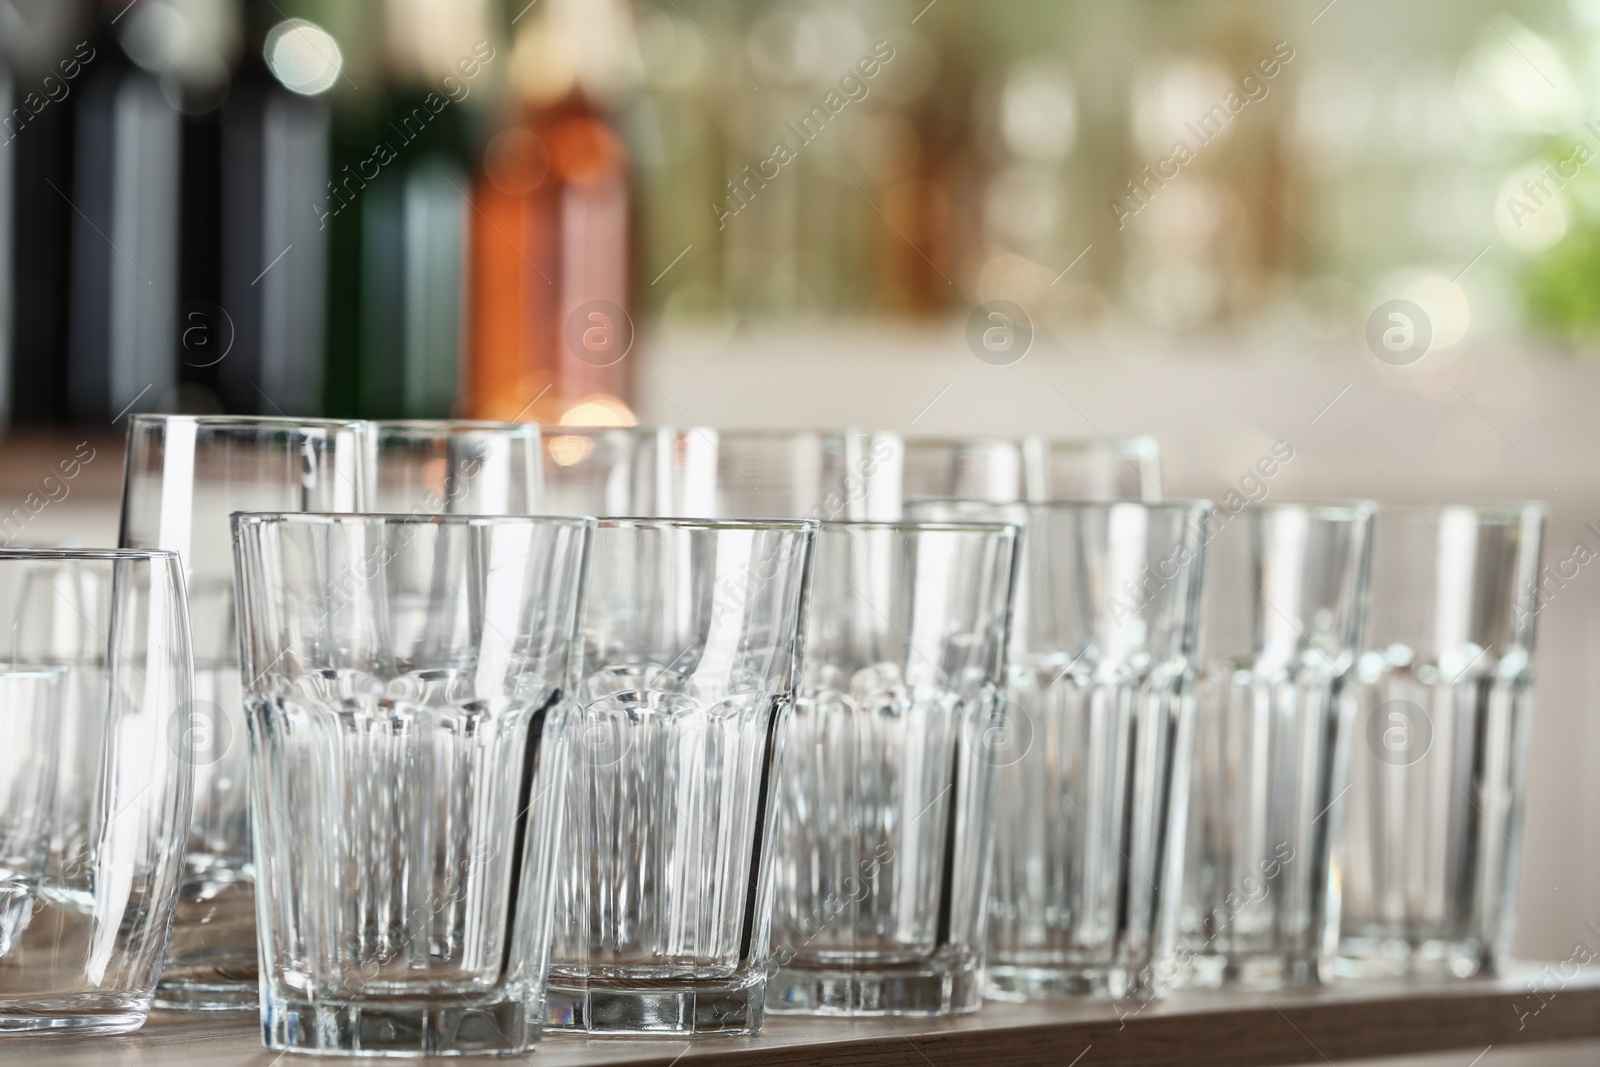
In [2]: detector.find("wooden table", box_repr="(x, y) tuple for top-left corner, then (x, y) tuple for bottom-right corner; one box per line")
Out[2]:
(10, 965), (1600, 1065)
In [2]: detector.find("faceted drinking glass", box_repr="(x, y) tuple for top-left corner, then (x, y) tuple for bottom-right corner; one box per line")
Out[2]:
(0, 548), (192, 1035)
(548, 518), (816, 1035)
(119, 414), (366, 1009)
(1335, 504), (1544, 979)
(366, 420), (542, 515)
(1175, 503), (1373, 988)
(232, 513), (593, 1056)
(908, 499), (1208, 1001)
(768, 520), (1019, 1015)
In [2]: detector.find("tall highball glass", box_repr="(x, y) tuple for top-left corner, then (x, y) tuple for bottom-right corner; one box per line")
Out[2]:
(366, 420), (542, 515)
(908, 499), (1208, 1000)
(119, 414), (366, 1009)
(1176, 503), (1373, 988)
(1335, 504), (1544, 979)
(900, 435), (1161, 506)
(768, 520), (1019, 1015)
(232, 513), (593, 1056)
(549, 518), (816, 1035)
(540, 425), (674, 517)
(677, 429), (901, 521)
(0, 548), (192, 1035)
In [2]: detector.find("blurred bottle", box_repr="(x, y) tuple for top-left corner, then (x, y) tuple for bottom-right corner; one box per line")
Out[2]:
(67, 0), (185, 422)
(209, 0), (332, 416)
(2, 3), (91, 426)
(1, 41), (13, 426)
(322, 0), (482, 419)
(462, 0), (639, 425)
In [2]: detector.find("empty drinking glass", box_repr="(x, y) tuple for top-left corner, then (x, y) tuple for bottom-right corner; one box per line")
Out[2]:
(768, 520), (1019, 1016)
(677, 429), (902, 521)
(5, 559), (106, 923)
(1175, 503), (1373, 988)
(540, 425), (674, 517)
(909, 499), (1208, 1001)
(232, 513), (593, 1056)
(366, 420), (542, 514)
(0, 548), (193, 1035)
(549, 518), (817, 1035)
(1335, 504), (1544, 979)
(119, 414), (365, 1009)
(900, 435), (1161, 506)
(0, 668), (64, 959)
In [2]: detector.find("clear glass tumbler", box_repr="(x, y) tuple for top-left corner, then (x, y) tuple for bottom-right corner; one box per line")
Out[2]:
(909, 500), (1208, 1000)
(119, 414), (366, 1009)
(232, 513), (593, 1056)
(7, 560), (107, 922)
(0, 548), (193, 1035)
(768, 520), (1019, 1016)
(549, 518), (817, 1035)
(0, 668), (63, 959)
(540, 425), (674, 517)
(366, 420), (542, 514)
(900, 435), (1161, 506)
(1335, 504), (1544, 979)
(676, 429), (902, 521)
(1175, 503), (1374, 989)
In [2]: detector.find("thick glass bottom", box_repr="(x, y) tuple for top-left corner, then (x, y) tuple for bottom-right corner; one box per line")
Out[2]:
(545, 976), (764, 1035)
(152, 973), (257, 1012)
(1335, 935), (1489, 979)
(262, 994), (536, 1057)
(768, 962), (981, 1016)
(157, 870), (258, 1011)
(984, 963), (1151, 1001)
(1167, 950), (1323, 990)
(0, 1003), (148, 1036)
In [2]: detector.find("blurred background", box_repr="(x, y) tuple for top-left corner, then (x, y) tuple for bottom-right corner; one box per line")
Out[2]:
(9, 0), (1600, 425)
(6, 0), (1600, 1033)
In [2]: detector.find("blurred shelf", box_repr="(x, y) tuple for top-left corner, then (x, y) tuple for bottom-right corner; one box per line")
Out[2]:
(0, 431), (125, 498)
(9, 965), (1598, 1065)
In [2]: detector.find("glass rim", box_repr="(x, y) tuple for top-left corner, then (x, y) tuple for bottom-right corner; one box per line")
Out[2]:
(685, 426), (850, 440)
(597, 517), (819, 532)
(0, 546), (181, 563)
(1216, 499), (1378, 518)
(370, 419), (539, 435)
(1371, 501), (1546, 523)
(127, 413), (365, 431)
(819, 519), (1020, 536)
(230, 512), (596, 530)
(906, 496), (1210, 515)
(900, 432), (1160, 455)
(543, 424), (667, 438)
(0, 664), (70, 679)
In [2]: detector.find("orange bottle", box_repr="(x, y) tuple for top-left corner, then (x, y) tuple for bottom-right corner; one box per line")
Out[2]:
(464, 0), (637, 426)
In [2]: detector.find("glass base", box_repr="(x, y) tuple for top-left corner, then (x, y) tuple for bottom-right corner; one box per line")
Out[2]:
(157, 871), (258, 1010)
(1167, 950), (1322, 990)
(984, 964), (1150, 1001)
(545, 976), (763, 1035)
(767, 963), (982, 1016)
(152, 975), (258, 1012)
(0, 1006), (148, 1036)
(1335, 936), (1490, 980)
(262, 995), (536, 1057)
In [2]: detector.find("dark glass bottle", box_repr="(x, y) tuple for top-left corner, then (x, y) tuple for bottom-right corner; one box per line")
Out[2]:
(321, 5), (479, 419)
(212, 0), (333, 416)
(66, 0), (182, 423)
